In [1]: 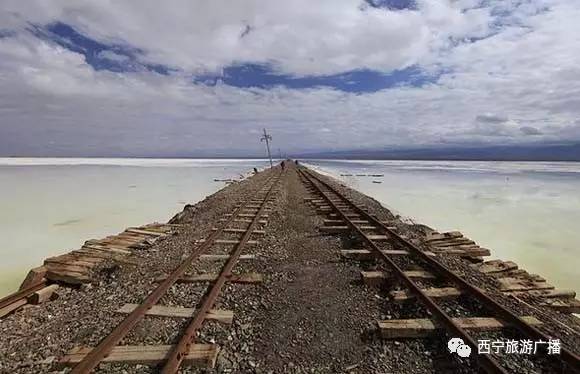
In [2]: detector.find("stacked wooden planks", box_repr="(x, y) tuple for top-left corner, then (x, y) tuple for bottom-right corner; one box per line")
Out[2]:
(1, 224), (177, 319)
(425, 230), (491, 259)
(23, 223), (176, 287)
(472, 259), (580, 314)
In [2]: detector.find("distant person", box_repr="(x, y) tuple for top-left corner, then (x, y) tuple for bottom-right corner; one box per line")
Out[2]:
(281, 161), (285, 170)
(253, 167), (258, 174)
(295, 160), (299, 165)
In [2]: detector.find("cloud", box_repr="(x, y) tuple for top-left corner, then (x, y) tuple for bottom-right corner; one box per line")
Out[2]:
(95, 50), (130, 63)
(471, 115), (518, 137)
(476, 114), (509, 124)
(520, 126), (543, 135)
(1, 0), (493, 76)
(0, 0), (579, 156)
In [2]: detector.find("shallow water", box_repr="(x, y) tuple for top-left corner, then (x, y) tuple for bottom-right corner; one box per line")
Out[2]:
(0, 158), (270, 297)
(304, 160), (580, 292)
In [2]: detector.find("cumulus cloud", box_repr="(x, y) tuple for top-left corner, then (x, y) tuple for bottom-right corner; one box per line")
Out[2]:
(0, 0), (579, 156)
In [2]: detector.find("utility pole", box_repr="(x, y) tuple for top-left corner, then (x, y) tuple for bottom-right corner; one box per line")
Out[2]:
(260, 128), (273, 167)
(278, 148), (282, 160)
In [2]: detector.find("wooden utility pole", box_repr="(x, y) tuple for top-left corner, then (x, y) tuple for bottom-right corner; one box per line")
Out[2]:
(261, 128), (273, 167)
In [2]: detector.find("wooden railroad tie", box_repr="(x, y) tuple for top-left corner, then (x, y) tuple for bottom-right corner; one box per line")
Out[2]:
(82, 243), (132, 255)
(390, 287), (463, 302)
(361, 271), (435, 286)
(320, 225), (374, 234)
(45, 267), (91, 285)
(325, 219), (395, 226)
(541, 298), (580, 314)
(235, 204), (272, 209)
(508, 289), (576, 299)
(27, 284), (59, 305)
(155, 272), (263, 284)
(241, 208), (272, 213)
(328, 213), (360, 219)
(211, 228), (266, 235)
(341, 249), (410, 260)
(87, 237), (145, 249)
(237, 204), (264, 208)
(19, 266), (48, 289)
(341, 247), (487, 260)
(45, 257), (100, 269)
(496, 277), (554, 292)
(430, 238), (475, 247)
(116, 304), (234, 323)
(377, 316), (542, 339)
(125, 228), (167, 237)
(224, 213), (269, 218)
(70, 250), (140, 265)
(218, 218), (268, 224)
(431, 247), (491, 257)
(199, 254), (256, 261)
(58, 344), (219, 368)
(196, 239), (259, 245)
(340, 249), (437, 261)
(390, 284), (575, 304)
(425, 231), (463, 242)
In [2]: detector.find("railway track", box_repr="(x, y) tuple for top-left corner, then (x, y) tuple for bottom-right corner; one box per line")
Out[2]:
(298, 167), (580, 373)
(58, 167), (283, 373)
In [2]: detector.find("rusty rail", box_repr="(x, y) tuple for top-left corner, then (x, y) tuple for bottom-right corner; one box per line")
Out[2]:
(0, 280), (47, 316)
(70, 170), (281, 373)
(299, 167), (580, 374)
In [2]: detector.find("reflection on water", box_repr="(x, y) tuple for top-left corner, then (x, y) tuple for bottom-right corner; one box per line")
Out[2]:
(304, 160), (580, 292)
(0, 158), (269, 297)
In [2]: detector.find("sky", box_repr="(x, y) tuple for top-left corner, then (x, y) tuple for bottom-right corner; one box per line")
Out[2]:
(1, 0), (579, 157)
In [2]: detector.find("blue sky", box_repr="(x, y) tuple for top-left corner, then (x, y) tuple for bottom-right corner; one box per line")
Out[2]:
(196, 64), (435, 94)
(0, 0), (579, 156)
